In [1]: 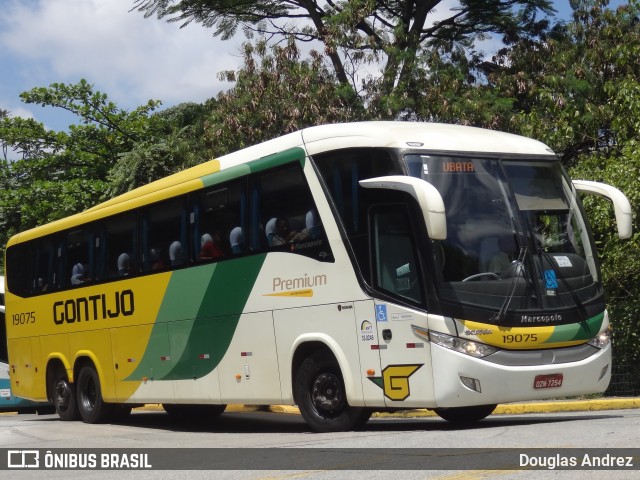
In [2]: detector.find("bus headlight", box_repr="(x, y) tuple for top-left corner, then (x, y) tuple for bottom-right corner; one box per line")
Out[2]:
(426, 330), (498, 359)
(587, 330), (611, 349)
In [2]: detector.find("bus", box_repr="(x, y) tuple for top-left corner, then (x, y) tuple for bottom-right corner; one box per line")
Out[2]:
(4, 122), (632, 432)
(0, 276), (53, 413)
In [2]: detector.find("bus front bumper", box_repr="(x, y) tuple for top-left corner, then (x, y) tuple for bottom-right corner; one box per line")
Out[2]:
(430, 342), (612, 408)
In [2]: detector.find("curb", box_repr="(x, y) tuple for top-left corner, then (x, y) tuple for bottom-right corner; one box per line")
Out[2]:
(136, 397), (640, 417)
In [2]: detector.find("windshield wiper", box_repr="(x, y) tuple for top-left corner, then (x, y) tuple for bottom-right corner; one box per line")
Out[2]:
(490, 246), (528, 323)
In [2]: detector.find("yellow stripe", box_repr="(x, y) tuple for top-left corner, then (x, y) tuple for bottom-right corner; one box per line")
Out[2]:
(263, 289), (314, 297)
(460, 320), (580, 349)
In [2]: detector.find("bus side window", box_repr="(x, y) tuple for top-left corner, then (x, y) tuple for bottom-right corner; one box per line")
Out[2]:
(142, 198), (187, 272)
(97, 214), (137, 280)
(313, 148), (399, 274)
(5, 243), (31, 297)
(65, 227), (93, 288)
(371, 204), (424, 305)
(190, 180), (244, 263)
(34, 238), (57, 293)
(253, 163), (331, 261)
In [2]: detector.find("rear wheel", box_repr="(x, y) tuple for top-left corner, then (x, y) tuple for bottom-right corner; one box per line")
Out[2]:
(76, 365), (114, 423)
(434, 404), (497, 424)
(52, 373), (80, 421)
(294, 350), (370, 432)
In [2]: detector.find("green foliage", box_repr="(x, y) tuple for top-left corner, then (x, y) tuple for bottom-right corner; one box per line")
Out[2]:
(107, 102), (212, 195)
(21, 79), (162, 173)
(486, 0), (640, 162)
(204, 39), (365, 155)
(1, 114), (65, 161)
(134, 0), (554, 118)
(0, 80), (164, 266)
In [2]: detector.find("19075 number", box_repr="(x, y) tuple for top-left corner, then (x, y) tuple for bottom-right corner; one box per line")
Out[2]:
(12, 312), (35, 325)
(503, 333), (538, 343)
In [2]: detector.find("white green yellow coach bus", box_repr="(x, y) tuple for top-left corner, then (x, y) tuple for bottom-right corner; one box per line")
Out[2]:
(4, 122), (632, 432)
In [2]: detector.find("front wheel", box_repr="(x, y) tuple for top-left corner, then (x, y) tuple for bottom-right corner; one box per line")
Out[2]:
(434, 404), (497, 425)
(294, 350), (370, 432)
(76, 365), (114, 424)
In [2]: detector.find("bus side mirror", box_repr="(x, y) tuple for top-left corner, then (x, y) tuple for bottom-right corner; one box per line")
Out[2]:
(359, 176), (447, 240)
(572, 180), (633, 239)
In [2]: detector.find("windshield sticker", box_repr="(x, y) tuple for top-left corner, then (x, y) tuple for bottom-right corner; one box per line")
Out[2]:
(554, 256), (573, 267)
(544, 270), (558, 289)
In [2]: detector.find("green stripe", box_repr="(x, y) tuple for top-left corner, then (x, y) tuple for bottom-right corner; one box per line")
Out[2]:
(201, 164), (251, 188)
(126, 254), (267, 381)
(200, 147), (305, 187)
(247, 147), (306, 173)
(544, 312), (605, 344)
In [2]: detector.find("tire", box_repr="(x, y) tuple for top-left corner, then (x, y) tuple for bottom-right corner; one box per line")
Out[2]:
(294, 350), (370, 432)
(162, 403), (226, 420)
(52, 373), (80, 421)
(76, 365), (114, 424)
(434, 404), (497, 424)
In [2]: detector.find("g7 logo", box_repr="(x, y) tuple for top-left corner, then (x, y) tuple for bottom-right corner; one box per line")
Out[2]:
(369, 364), (422, 401)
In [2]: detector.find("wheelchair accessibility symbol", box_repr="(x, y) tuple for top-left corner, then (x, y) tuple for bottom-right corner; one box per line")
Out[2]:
(544, 269), (558, 289)
(376, 304), (388, 322)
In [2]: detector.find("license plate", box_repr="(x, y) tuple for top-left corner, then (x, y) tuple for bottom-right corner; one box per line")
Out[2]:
(534, 373), (563, 389)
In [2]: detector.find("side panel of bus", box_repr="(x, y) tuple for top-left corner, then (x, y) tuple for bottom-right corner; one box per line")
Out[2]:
(1, 276), (51, 412)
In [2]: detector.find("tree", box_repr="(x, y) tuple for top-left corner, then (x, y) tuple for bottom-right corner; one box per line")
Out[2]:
(21, 79), (162, 178)
(204, 38), (365, 156)
(108, 102), (212, 195)
(0, 80), (164, 263)
(0, 112), (65, 162)
(134, 0), (554, 117)
(482, 1), (640, 163)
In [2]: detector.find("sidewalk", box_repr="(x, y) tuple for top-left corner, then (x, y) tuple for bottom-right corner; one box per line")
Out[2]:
(139, 397), (640, 417)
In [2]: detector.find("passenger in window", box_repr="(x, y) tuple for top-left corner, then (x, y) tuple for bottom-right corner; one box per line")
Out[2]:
(199, 231), (226, 260)
(71, 263), (90, 285)
(118, 253), (132, 276)
(266, 217), (299, 247)
(150, 248), (164, 270)
(293, 209), (322, 242)
(169, 240), (184, 266)
(230, 227), (244, 255)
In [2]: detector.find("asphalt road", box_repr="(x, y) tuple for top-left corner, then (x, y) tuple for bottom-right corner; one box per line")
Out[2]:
(0, 403), (638, 479)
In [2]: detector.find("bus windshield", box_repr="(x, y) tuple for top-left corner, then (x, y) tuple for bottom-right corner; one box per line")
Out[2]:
(405, 154), (601, 325)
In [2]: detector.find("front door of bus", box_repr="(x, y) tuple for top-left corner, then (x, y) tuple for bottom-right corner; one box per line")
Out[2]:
(369, 205), (435, 408)
(371, 301), (434, 408)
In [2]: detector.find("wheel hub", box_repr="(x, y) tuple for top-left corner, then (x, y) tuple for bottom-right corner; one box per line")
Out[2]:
(311, 372), (344, 413)
(54, 381), (71, 410)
